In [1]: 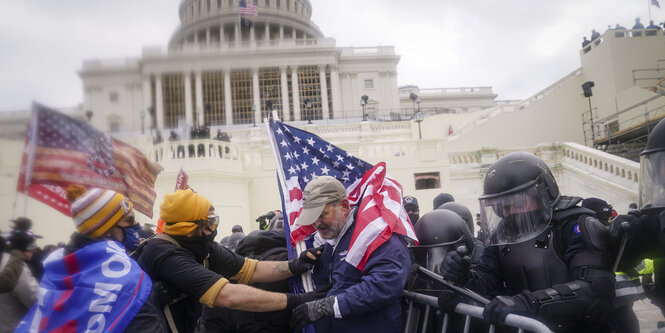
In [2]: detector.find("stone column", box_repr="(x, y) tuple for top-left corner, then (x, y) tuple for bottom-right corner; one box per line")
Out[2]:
(184, 72), (194, 128)
(330, 65), (342, 119)
(319, 65), (330, 120)
(195, 71), (204, 127)
(235, 24), (240, 42)
(280, 66), (290, 121)
(224, 70), (233, 125)
(194, 32), (199, 46)
(252, 68), (261, 124)
(220, 25), (225, 44)
(206, 28), (211, 46)
(291, 66), (301, 121)
(142, 77), (152, 133)
(279, 25), (284, 40)
(265, 23), (270, 40)
(155, 75), (165, 130)
(250, 25), (255, 43)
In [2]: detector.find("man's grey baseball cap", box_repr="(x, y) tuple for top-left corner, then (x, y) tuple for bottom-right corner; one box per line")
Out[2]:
(297, 176), (346, 225)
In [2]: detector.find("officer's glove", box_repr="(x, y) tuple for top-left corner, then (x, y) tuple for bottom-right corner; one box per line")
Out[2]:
(285, 285), (330, 310)
(288, 245), (325, 275)
(482, 291), (538, 326)
(291, 296), (335, 331)
(437, 290), (462, 314)
(440, 246), (471, 284)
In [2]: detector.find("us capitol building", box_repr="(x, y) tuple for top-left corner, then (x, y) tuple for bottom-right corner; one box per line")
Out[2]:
(1, 0), (664, 245)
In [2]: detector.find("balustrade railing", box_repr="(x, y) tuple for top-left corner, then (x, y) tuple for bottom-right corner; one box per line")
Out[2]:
(150, 139), (239, 163)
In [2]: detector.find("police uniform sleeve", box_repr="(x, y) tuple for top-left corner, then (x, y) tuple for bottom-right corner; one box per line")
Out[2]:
(465, 246), (506, 298)
(527, 216), (615, 328)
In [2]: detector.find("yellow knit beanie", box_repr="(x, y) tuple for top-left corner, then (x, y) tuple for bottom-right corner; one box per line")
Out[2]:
(160, 189), (211, 236)
(67, 185), (133, 239)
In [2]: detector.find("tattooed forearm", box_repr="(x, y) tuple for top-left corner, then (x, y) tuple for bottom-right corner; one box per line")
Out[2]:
(272, 262), (290, 274)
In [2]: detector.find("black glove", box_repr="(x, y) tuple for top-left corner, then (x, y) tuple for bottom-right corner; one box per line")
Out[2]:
(285, 283), (332, 309)
(7, 230), (34, 252)
(291, 296), (335, 331)
(482, 291), (537, 326)
(440, 246), (471, 284)
(437, 290), (461, 314)
(288, 245), (325, 275)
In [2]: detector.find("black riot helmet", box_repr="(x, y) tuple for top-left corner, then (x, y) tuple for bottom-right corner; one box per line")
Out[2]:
(640, 118), (665, 209)
(479, 152), (559, 246)
(437, 201), (474, 235)
(409, 209), (474, 275)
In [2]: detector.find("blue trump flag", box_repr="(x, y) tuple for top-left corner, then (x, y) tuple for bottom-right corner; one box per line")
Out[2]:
(16, 240), (152, 332)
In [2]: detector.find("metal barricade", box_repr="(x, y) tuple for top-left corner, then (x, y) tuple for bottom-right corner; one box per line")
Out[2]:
(403, 291), (553, 333)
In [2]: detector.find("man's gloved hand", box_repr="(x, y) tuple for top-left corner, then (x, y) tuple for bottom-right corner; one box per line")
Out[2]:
(440, 246), (471, 284)
(291, 296), (335, 331)
(288, 245), (325, 275)
(437, 290), (461, 314)
(285, 283), (332, 309)
(482, 291), (537, 326)
(7, 230), (34, 252)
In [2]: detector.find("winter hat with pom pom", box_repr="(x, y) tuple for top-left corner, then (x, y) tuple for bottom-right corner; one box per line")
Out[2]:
(66, 184), (133, 238)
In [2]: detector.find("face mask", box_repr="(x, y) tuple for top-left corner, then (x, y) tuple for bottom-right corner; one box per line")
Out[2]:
(205, 229), (217, 243)
(408, 213), (420, 226)
(172, 235), (210, 260)
(122, 224), (143, 252)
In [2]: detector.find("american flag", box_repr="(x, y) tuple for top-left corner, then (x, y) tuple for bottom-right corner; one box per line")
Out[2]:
(239, 0), (258, 16)
(653, 0), (660, 8)
(268, 120), (417, 271)
(17, 103), (162, 218)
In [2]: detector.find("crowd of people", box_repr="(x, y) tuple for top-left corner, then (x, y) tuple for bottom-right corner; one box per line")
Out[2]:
(583, 17), (663, 51)
(5, 119), (665, 332)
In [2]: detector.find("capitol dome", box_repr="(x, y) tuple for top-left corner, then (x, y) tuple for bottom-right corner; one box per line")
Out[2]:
(169, 0), (323, 49)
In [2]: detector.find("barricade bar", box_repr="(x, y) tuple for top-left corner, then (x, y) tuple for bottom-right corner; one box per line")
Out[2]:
(402, 291), (553, 333)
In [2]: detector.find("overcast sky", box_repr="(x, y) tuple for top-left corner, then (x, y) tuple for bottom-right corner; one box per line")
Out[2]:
(0, 0), (661, 111)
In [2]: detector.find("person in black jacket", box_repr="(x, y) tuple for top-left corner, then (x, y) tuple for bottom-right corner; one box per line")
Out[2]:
(204, 229), (291, 332)
(131, 189), (325, 332)
(438, 152), (615, 332)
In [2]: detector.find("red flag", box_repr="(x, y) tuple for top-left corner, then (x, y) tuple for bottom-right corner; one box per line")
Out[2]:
(17, 103), (162, 217)
(175, 168), (189, 190)
(346, 163), (418, 271)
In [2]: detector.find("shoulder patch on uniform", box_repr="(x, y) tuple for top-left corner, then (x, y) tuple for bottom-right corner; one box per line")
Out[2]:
(573, 223), (582, 235)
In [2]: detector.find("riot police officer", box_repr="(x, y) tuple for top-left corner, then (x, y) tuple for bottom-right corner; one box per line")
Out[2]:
(438, 152), (615, 331)
(406, 209), (476, 332)
(611, 118), (665, 316)
(437, 201), (485, 268)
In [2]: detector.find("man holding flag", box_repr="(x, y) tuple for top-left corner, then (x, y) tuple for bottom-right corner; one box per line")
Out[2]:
(266, 119), (416, 332)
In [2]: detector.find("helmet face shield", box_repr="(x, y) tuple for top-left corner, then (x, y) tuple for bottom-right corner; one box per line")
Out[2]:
(409, 236), (464, 275)
(640, 151), (665, 209)
(480, 183), (553, 246)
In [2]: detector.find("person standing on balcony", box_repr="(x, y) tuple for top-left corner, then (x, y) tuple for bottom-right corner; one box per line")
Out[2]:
(647, 20), (661, 36)
(633, 18), (645, 36)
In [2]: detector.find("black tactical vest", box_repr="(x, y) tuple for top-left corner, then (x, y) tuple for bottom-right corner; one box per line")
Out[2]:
(497, 226), (569, 294)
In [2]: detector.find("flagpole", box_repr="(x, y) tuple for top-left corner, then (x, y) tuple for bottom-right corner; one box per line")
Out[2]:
(265, 112), (314, 292)
(649, 0), (653, 24)
(22, 104), (41, 215)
